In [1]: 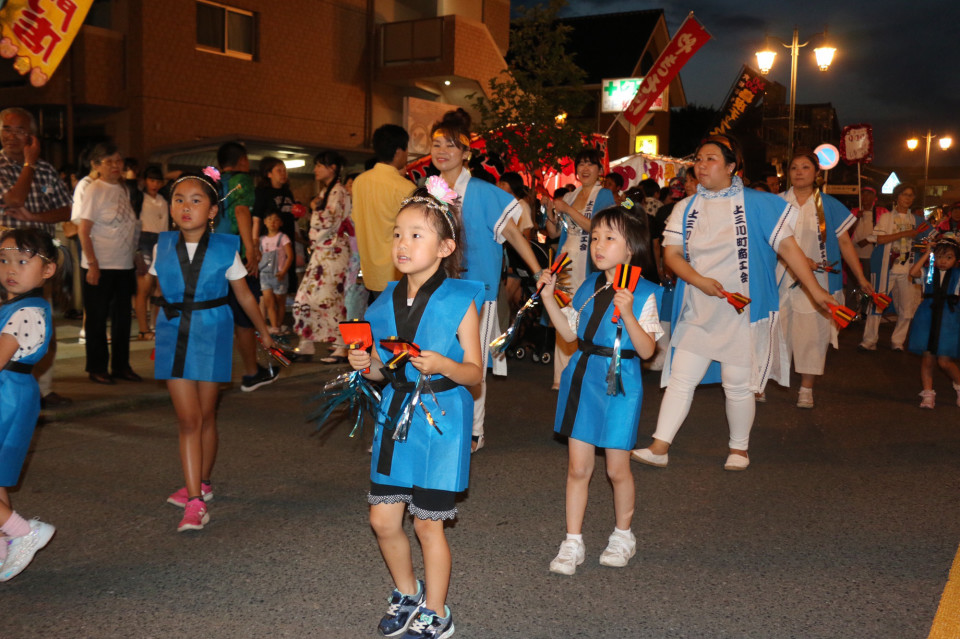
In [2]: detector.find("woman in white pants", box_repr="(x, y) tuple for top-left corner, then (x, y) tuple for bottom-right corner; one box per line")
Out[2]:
(859, 183), (926, 351)
(630, 135), (833, 471)
(776, 150), (873, 409)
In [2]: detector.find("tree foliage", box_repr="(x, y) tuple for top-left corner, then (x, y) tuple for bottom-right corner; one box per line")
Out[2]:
(470, 0), (591, 190)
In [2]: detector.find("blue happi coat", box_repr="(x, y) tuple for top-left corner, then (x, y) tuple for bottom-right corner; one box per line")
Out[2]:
(0, 290), (51, 486)
(154, 231), (239, 382)
(459, 174), (520, 302)
(366, 271), (484, 492)
(907, 262), (960, 357)
(554, 273), (662, 450)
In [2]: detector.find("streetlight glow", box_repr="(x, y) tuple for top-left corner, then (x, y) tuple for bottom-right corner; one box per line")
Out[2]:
(939, 137), (953, 150)
(755, 27), (837, 163)
(907, 138), (919, 150)
(813, 45), (836, 71)
(756, 48), (776, 74)
(907, 130), (951, 207)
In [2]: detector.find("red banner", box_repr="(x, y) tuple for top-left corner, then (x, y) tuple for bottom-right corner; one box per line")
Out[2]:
(622, 13), (711, 126)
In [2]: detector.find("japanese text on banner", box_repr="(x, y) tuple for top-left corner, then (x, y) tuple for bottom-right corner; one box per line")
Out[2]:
(0, 0), (94, 86)
(622, 14), (711, 126)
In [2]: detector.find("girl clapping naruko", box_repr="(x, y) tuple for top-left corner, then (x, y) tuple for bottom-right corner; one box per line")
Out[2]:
(538, 203), (662, 575)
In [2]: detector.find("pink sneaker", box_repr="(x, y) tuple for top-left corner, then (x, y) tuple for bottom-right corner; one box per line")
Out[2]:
(919, 389), (936, 409)
(167, 484), (213, 508)
(177, 499), (210, 532)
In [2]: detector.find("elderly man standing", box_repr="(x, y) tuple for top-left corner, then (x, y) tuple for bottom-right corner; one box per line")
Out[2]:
(0, 107), (73, 407)
(351, 124), (414, 305)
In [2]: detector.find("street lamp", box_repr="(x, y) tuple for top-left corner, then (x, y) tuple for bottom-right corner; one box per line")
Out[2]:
(907, 131), (953, 207)
(756, 27), (836, 162)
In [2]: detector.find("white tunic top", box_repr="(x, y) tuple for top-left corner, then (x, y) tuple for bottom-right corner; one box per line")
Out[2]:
(663, 196), (752, 366)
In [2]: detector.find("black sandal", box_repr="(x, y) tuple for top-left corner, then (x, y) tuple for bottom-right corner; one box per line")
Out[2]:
(89, 372), (115, 385)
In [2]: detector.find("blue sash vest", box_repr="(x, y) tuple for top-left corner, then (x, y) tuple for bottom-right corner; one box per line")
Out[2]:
(907, 265), (960, 357)
(554, 274), (662, 450)
(154, 231), (239, 382)
(365, 272), (484, 493)
(461, 177), (518, 302)
(0, 291), (51, 486)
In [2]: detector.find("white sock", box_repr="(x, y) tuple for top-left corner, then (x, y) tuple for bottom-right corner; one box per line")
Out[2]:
(566, 533), (583, 543)
(613, 527), (632, 537)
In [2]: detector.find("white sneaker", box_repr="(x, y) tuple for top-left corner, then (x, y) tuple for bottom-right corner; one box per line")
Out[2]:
(599, 530), (636, 568)
(549, 538), (585, 575)
(0, 519), (55, 582)
(724, 453), (750, 471)
(953, 383), (960, 408)
(797, 387), (814, 409)
(919, 390), (936, 409)
(630, 448), (668, 467)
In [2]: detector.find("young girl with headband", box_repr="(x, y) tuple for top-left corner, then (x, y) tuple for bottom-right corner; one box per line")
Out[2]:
(148, 169), (276, 532)
(0, 228), (58, 581)
(347, 176), (483, 638)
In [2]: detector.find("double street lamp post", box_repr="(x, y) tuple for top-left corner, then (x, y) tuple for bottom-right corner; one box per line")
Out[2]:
(907, 131), (953, 208)
(755, 28), (836, 164)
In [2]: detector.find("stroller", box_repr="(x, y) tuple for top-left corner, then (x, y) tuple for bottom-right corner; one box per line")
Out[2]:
(501, 238), (556, 364)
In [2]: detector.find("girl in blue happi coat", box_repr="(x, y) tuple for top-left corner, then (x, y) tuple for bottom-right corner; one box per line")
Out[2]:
(149, 170), (276, 533)
(538, 202), (662, 576)
(0, 228), (57, 581)
(348, 178), (482, 638)
(908, 235), (960, 408)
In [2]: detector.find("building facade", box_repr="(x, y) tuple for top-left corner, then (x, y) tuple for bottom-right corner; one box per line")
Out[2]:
(0, 0), (511, 174)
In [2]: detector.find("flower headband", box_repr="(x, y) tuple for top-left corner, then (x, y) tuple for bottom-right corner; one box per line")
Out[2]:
(400, 175), (459, 241)
(171, 166), (241, 203)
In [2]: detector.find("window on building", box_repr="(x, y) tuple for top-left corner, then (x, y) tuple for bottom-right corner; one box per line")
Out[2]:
(196, 1), (256, 60)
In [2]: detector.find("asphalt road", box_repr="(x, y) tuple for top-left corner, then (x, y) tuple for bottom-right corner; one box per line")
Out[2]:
(5, 325), (960, 638)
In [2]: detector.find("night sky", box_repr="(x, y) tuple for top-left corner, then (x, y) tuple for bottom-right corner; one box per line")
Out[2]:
(514, 0), (960, 168)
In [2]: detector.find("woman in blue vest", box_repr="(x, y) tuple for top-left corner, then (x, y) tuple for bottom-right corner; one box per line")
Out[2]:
(429, 108), (543, 452)
(632, 135), (834, 471)
(776, 150), (873, 408)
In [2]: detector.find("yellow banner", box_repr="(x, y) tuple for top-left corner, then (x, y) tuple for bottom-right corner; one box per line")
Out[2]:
(0, 0), (94, 86)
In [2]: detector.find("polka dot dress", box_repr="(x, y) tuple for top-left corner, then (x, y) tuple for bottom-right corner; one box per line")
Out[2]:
(2, 307), (46, 360)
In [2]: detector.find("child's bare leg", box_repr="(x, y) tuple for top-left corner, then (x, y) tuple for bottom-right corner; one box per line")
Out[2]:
(937, 356), (960, 385)
(198, 381), (220, 482)
(135, 274), (152, 334)
(565, 439), (596, 535)
(0, 487), (11, 516)
(921, 353), (936, 390)
(167, 379), (204, 498)
(276, 293), (287, 327)
(370, 502), (416, 595)
(262, 289), (277, 329)
(800, 372), (816, 390)
(605, 449), (635, 530)
(414, 517), (450, 613)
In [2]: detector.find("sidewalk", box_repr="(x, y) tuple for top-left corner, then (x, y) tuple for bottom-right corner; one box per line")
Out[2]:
(43, 317), (330, 420)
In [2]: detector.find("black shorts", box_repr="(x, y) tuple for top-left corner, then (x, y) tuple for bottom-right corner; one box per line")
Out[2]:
(229, 274), (261, 328)
(367, 482), (458, 521)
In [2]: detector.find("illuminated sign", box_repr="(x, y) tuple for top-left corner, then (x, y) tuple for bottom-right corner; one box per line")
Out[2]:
(602, 78), (666, 114)
(882, 172), (900, 195)
(635, 135), (658, 155)
(815, 144), (840, 170)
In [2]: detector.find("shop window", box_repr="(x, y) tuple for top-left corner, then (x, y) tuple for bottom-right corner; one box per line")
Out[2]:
(196, 1), (256, 60)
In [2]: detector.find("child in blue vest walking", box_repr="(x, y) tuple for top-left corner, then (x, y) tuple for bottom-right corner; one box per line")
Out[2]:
(149, 169), (276, 532)
(348, 177), (482, 638)
(538, 202), (662, 575)
(908, 235), (960, 408)
(0, 228), (57, 581)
